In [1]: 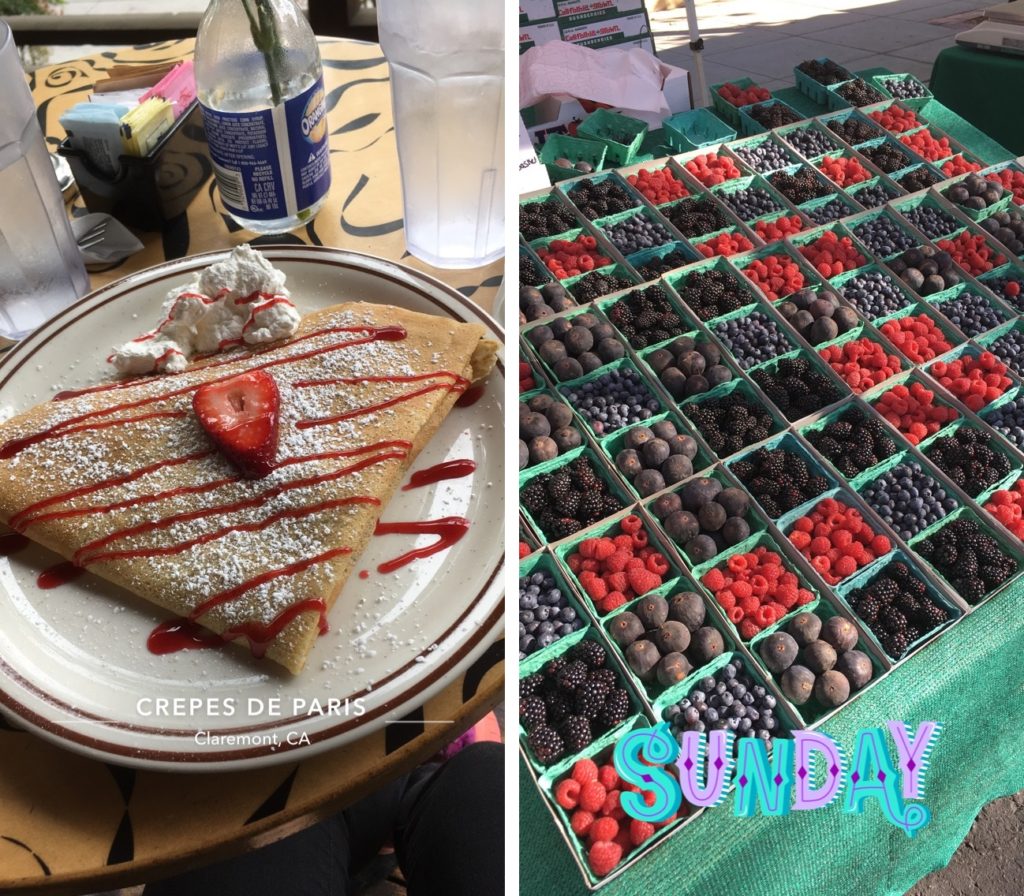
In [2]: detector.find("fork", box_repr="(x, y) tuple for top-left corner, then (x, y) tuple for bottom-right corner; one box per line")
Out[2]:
(77, 219), (108, 252)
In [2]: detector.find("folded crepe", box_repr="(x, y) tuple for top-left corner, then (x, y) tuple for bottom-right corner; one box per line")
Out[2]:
(0, 302), (498, 673)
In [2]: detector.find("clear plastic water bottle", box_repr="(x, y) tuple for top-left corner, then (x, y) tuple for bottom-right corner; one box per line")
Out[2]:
(195, 0), (331, 235)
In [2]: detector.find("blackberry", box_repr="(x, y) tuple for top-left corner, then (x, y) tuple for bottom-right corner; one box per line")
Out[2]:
(556, 660), (589, 692)
(924, 428), (1012, 497)
(527, 725), (565, 765)
(579, 491), (607, 523)
(588, 667), (617, 689)
(543, 691), (572, 726)
(571, 639), (607, 669)
(560, 715), (594, 753)
(546, 471), (573, 502)
(550, 517), (584, 540)
(857, 593), (881, 625)
(732, 445), (823, 515)
(520, 197), (579, 242)
(879, 606), (909, 635)
(543, 656), (566, 678)
(520, 480), (548, 514)
(520, 695), (546, 731)
(663, 196), (730, 239)
(881, 629), (911, 658)
(568, 177), (640, 220)
(519, 673), (544, 699)
(575, 679), (611, 720)
(598, 688), (632, 728)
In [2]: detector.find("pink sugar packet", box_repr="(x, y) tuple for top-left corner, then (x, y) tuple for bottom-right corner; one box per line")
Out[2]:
(140, 60), (196, 119)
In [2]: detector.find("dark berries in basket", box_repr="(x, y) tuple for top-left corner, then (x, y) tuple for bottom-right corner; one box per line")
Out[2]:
(519, 393), (582, 469)
(561, 366), (660, 436)
(835, 78), (886, 107)
(567, 176), (641, 220)
(924, 426), (1012, 497)
(635, 247), (692, 281)
(826, 114), (882, 145)
(752, 355), (845, 420)
(777, 287), (859, 346)
(527, 725), (565, 764)
(662, 196), (731, 239)
(897, 165), (941, 192)
(859, 140), (913, 174)
(838, 268), (909, 320)
(860, 460), (956, 540)
(650, 333), (735, 400)
(521, 252), (548, 289)
(747, 101), (802, 129)
(520, 196), (579, 242)
(569, 269), (635, 303)
(804, 406), (898, 478)
(850, 181), (893, 209)
(614, 418), (702, 496)
(768, 166), (830, 204)
(530, 312), (625, 383)
(915, 516), (1015, 604)
(520, 281), (576, 323)
(522, 456), (625, 542)
(649, 477), (755, 562)
(713, 310), (791, 370)
(686, 392), (776, 458)
(797, 58), (851, 86)
(674, 267), (750, 322)
(900, 203), (959, 241)
(519, 569), (584, 659)
(945, 172), (1004, 213)
(606, 284), (687, 350)
(730, 446), (828, 518)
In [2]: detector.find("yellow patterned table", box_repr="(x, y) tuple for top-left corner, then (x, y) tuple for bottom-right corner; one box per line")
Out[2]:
(0, 37), (504, 895)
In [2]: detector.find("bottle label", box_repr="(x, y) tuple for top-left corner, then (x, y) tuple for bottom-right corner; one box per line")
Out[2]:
(200, 77), (331, 222)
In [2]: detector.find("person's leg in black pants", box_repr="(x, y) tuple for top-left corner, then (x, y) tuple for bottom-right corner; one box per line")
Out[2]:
(142, 741), (503, 896)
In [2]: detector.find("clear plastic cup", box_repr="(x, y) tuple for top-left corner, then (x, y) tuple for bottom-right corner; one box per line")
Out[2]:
(377, 0), (504, 269)
(0, 22), (89, 341)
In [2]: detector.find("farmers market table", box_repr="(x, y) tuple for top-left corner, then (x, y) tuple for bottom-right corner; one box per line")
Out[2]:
(519, 73), (1023, 895)
(0, 37), (503, 895)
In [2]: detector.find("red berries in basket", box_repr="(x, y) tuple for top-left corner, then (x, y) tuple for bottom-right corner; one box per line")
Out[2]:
(717, 81), (771, 108)
(935, 231), (1005, 277)
(900, 128), (952, 163)
(741, 253), (806, 300)
(788, 497), (890, 585)
(941, 154), (982, 177)
(627, 166), (689, 205)
(818, 155), (871, 188)
(682, 152), (742, 187)
(928, 353), (1012, 412)
(985, 480), (1024, 539)
(878, 313), (953, 364)
(986, 168), (1024, 205)
(873, 380), (959, 445)
(695, 230), (754, 258)
(798, 230), (867, 277)
(819, 337), (902, 393)
(868, 105), (919, 134)
(754, 214), (804, 241)
(535, 235), (612, 280)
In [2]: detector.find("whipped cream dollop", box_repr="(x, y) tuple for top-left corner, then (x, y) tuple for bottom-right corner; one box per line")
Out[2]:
(110, 245), (301, 375)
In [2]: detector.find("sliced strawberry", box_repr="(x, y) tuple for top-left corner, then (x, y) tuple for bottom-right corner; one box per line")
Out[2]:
(193, 370), (280, 478)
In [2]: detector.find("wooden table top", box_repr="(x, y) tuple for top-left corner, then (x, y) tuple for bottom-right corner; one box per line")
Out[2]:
(0, 36), (504, 895)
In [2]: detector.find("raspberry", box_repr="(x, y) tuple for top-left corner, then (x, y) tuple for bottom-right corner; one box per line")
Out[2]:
(620, 514), (643, 534)
(589, 815), (619, 843)
(739, 618), (762, 639)
(833, 554), (858, 578)
(731, 580), (753, 600)
(702, 568), (727, 591)
(870, 534), (891, 555)
(598, 764), (620, 790)
(588, 840), (623, 877)
(572, 758), (599, 785)
(628, 567), (662, 594)
(580, 780), (608, 813)
(555, 778), (581, 809)
(630, 819), (656, 846)
(603, 591), (627, 612)
(571, 809), (595, 837)
(602, 789), (622, 817)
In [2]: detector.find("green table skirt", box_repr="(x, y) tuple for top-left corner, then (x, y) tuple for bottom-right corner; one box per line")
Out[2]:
(931, 45), (1024, 158)
(520, 579), (1024, 895)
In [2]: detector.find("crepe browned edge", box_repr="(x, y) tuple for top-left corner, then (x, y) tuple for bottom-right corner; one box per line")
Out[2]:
(0, 302), (498, 674)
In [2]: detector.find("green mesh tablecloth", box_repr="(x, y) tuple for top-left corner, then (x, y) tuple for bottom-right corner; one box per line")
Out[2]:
(520, 579), (1024, 895)
(931, 46), (1024, 158)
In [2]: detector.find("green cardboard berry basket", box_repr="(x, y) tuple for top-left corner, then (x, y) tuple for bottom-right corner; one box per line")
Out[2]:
(520, 303), (622, 386)
(834, 549), (964, 663)
(596, 281), (704, 350)
(860, 362), (964, 451)
(798, 191), (864, 225)
(869, 73), (932, 110)
(663, 107), (737, 154)
(518, 626), (647, 775)
(976, 317), (1024, 380)
(737, 98), (805, 137)
(939, 184), (1013, 224)
(557, 356), (665, 441)
(539, 133), (609, 183)
(612, 158), (701, 208)
(848, 447), (962, 544)
(775, 119), (849, 165)
(978, 159), (1024, 207)
(814, 320), (911, 394)
(563, 262), (641, 305)
(854, 134), (920, 178)
(530, 225), (623, 282)
(689, 224), (764, 258)
(858, 98), (930, 133)
(845, 174), (904, 208)
(919, 417), (1024, 501)
(520, 190), (587, 245)
(706, 301), (802, 371)
(519, 444), (633, 548)
(673, 146), (748, 186)
(725, 132), (803, 174)
(626, 241), (703, 283)
(710, 174), (797, 226)
(674, 375), (789, 462)
(818, 107), (886, 147)
(662, 253), (763, 323)
(830, 263), (916, 324)
(640, 463), (772, 569)
(598, 409), (713, 502)
(559, 171), (645, 221)
(518, 552), (595, 667)
(798, 396), (909, 484)
(657, 192), (752, 248)
(978, 383), (1024, 455)
(826, 77), (891, 112)
(890, 161), (946, 194)
(923, 341), (1023, 411)
(724, 430), (840, 524)
(552, 508), (684, 622)
(786, 219), (871, 279)
(577, 109), (648, 167)
(747, 583), (890, 727)
(889, 189), (964, 241)
(765, 162), (841, 208)
(532, 718), (699, 890)
(593, 205), (686, 264)
(711, 77), (761, 128)
(794, 57), (854, 106)
(517, 384), (590, 471)
(634, 327), (748, 418)
(906, 504), (1024, 608)
(924, 281), (1014, 341)
(747, 346), (852, 425)
(687, 527), (825, 646)
(975, 259), (1024, 311)
(600, 573), (737, 703)
(841, 205), (925, 263)
(729, 240), (823, 303)
(813, 147), (891, 193)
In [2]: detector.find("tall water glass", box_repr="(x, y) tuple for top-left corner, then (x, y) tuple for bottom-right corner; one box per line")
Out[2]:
(0, 23), (89, 341)
(376, 0), (504, 269)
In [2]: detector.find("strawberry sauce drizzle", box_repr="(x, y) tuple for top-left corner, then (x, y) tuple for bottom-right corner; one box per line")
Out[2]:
(37, 561), (84, 589)
(1, 410), (188, 460)
(147, 618), (223, 654)
(374, 518), (470, 574)
(73, 449), (407, 565)
(401, 459), (476, 490)
(297, 381), (468, 430)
